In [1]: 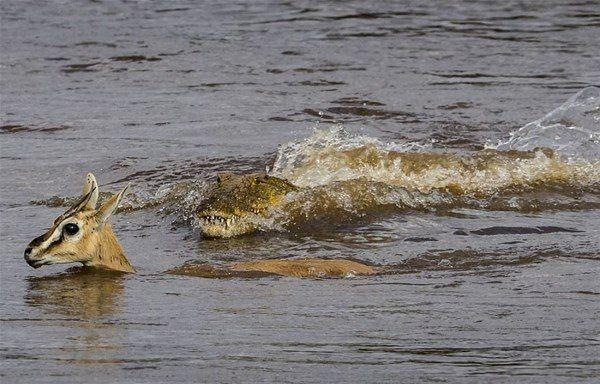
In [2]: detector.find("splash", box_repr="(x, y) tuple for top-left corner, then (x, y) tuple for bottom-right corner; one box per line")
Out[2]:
(494, 86), (600, 160)
(270, 127), (599, 195)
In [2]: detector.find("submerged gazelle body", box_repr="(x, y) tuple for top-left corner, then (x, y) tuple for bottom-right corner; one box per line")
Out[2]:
(25, 173), (376, 278)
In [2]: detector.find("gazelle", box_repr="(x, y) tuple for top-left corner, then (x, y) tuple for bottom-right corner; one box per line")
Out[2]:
(24, 174), (134, 273)
(25, 173), (377, 278)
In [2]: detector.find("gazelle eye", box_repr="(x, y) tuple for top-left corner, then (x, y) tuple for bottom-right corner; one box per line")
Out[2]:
(63, 223), (79, 236)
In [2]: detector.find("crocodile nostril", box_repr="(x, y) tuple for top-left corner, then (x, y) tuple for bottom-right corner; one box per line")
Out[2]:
(24, 248), (32, 257)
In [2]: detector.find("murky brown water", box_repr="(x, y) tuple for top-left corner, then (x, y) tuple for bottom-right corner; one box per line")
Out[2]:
(1, 1), (599, 382)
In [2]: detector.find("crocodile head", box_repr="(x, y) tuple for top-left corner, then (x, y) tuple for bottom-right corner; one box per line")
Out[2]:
(196, 173), (298, 237)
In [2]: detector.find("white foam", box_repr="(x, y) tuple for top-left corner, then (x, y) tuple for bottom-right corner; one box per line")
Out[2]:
(270, 126), (429, 188)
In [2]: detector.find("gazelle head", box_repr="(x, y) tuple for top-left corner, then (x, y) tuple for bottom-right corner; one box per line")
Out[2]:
(24, 173), (133, 272)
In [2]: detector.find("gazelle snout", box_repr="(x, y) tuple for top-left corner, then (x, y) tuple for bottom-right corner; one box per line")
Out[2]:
(24, 234), (48, 268)
(24, 247), (35, 266)
(25, 252), (47, 268)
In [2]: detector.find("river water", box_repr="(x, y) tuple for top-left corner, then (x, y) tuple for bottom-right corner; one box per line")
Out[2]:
(1, 1), (599, 383)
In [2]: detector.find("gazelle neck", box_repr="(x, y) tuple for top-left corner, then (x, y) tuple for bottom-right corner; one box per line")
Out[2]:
(84, 224), (135, 273)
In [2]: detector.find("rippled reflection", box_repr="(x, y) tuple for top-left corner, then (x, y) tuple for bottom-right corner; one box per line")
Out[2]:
(25, 267), (126, 319)
(24, 268), (127, 368)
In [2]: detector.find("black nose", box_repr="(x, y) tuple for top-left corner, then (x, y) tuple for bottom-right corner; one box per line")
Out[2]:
(24, 248), (32, 258)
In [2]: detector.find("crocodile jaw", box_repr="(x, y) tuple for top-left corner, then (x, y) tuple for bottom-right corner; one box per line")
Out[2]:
(197, 213), (256, 238)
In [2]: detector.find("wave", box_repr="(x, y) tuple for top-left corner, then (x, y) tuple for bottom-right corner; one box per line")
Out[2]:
(32, 88), (600, 235)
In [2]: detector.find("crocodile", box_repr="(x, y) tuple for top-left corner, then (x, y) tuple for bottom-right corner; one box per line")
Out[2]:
(196, 172), (298, 238)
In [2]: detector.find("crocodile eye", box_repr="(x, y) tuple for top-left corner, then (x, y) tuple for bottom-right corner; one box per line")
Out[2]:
(63, 223), (79, 236)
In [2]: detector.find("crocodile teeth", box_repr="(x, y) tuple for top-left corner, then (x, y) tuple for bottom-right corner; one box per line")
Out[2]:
(200, 215), (239, 228)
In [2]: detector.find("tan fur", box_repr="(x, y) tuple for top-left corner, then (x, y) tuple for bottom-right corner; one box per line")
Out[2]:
(229, 259), (376, 278)
(80, 222), (134, 273)
(167, 259), (377, 279)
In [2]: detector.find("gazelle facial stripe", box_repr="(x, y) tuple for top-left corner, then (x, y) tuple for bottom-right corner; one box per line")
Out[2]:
(37, 222), (65, 252)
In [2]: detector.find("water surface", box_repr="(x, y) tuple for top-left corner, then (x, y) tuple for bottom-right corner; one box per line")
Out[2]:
(1, 1), (599, 383)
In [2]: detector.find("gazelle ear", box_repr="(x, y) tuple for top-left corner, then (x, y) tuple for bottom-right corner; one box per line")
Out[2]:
(95, 185), (129, 226)
(82, 173), (99, 210)
(54, 187), (97, 225)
